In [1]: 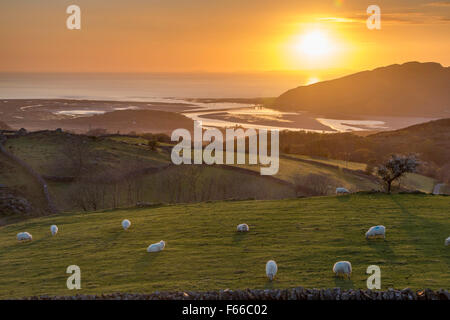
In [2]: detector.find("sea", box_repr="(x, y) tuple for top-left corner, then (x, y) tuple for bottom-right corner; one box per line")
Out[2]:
(0, 72), (312, 100)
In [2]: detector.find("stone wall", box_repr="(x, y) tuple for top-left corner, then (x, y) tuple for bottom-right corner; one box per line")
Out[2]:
(22, 287), (450, 300)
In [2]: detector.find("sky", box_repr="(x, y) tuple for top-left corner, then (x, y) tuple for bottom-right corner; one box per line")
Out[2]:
(0, 0), (449, 73)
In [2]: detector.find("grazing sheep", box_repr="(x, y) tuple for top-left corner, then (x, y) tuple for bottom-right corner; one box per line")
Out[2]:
(17, 232), (32, 241)
(333, 261), (352, 279)
(266, 260), (278, 281)
(147, 240), (166, 253)
(236, 223), (249, 232)
(122, 219), (131, 230)
(50, 225), (58, 236)
(446, 237), (450, 246)
(336, 187), (350, 195)
(365, 225), (386, 239)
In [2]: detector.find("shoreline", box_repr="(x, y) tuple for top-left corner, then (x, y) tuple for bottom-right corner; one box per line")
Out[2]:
(0, 98), (439, 134)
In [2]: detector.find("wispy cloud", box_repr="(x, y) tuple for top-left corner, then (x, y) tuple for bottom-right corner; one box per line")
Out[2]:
(316, 17), (355, 23)
(424, 1), (450, 7)
(321, 12), (450, 25)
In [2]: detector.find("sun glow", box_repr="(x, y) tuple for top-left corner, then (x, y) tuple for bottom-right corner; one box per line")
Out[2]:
(297, 30), (333, 58)
(305, 77), (320, 85)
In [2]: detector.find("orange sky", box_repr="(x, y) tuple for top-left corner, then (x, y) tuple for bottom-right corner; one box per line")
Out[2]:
(0, 0), (449, 73)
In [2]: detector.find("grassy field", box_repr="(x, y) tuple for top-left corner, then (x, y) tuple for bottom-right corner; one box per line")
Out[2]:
(1, 132), (443, 217)
(4, 132), (170, 176)
(283, 155), (438, 194)
(2, 133), (295, 213)
(400, 173), (437, 193)
(286, 154), (368, 171)
(0, 193), (449, 298)
(137, 165), (295, 203)
(232, 155), (379, 192)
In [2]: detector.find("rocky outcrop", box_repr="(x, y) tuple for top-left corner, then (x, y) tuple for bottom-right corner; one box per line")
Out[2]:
(0, 138), (57, 214)
(0, 188), (32, 216)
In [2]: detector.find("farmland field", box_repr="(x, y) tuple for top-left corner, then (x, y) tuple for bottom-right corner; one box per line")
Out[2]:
(0, 193), (448, 298)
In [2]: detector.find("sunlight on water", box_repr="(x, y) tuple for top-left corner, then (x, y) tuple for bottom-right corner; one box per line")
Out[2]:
(54, 110), (106, 116)
(316, 118), (388, 131)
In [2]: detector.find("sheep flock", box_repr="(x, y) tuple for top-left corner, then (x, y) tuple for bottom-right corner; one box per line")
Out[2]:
(11, 200), (450, 292)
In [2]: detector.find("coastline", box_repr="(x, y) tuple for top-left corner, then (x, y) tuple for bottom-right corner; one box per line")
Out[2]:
(0, 98), (438, 134)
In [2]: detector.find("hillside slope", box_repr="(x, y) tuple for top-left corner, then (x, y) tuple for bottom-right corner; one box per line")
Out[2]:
(3, 132), (295, 213)
(0, 194), (448, 298)
(274, 62), (450, 117)
(0, 151), (50, 224)
(366, 118), (450, 170)
(279, 118), (450, 182)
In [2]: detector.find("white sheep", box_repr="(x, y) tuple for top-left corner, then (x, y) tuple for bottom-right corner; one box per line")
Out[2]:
(17, 232), (32, 241)
(333, 261), (352, 279)
(446, 237), (450, 246)
(50, 225), (58, 236)
(147, 240), (166, 253)
(336, 187), (350, 195)
(236, 223), (249, 232)
(266, 260), (278, 281)
(365, 225), (386, 239)
(122, 219), (131, 230)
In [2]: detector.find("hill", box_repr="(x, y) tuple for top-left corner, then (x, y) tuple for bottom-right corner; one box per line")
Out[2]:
(366, 118), (450, 171)
(1, 131), (294, 214)
(2, 128), (443, 219)
(367, 118), (450, 163)
(279, 118), (450, 183)
(274, 62), (450, 118)
(0, 194), (448, 298)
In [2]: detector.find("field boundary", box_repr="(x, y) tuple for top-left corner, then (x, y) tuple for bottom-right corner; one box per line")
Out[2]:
(20, 287), (450, 300)
(281, 154), (380, 183)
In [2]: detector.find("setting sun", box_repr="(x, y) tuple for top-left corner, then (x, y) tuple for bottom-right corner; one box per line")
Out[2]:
(297, 30), (333, 58)
(305, 76), (320, 85)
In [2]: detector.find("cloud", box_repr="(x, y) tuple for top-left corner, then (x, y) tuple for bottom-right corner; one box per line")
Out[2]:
(316, 17), (356, 23)
(330, 12), (450, 25)
(424, 1), (450, 7)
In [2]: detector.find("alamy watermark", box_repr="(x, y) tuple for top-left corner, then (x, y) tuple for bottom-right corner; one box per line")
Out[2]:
(66, 265), (81, 290)
(66, 5), (81, 30)
(366, 265), (381, 289)
(367, 5), (381, 30)
(171, 121), (279, 175)
(65, 5), (381, 31)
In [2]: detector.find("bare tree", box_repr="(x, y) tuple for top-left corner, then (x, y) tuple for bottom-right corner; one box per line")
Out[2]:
(377, 154), (419, 193)
(121, 158), (148, 204)
(61, 137), (93, 178)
